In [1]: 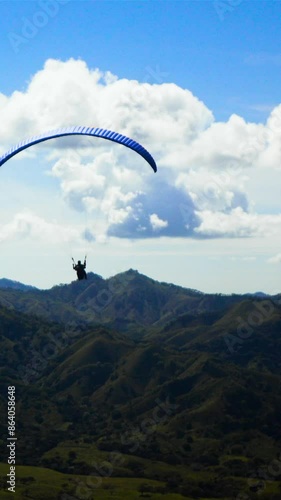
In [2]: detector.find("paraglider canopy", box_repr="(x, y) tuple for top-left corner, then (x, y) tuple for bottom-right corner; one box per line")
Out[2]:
(0, 126), (157, 172)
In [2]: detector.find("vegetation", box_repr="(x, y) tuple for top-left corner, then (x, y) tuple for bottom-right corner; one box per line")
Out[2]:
(0, 270), (281, 498)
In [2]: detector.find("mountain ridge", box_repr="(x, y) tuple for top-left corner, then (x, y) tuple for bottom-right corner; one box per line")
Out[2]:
(0, 268), (272, 296)
(0, 270), (281, 498)
(0, 270), (274, 339)
(0, 277), (38, 291)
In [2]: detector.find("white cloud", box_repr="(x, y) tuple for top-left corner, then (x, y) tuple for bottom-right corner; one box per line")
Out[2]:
(195, 207), (281, 238)
(150, 213), (168, 231)
(175, 167), (249, 213)
(0, 211), (78, 244)
(1, 58), (281, 241)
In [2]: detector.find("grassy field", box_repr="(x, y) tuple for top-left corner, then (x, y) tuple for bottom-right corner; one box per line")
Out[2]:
(3, 461), (280, 499)
(0, 462), (239, 499)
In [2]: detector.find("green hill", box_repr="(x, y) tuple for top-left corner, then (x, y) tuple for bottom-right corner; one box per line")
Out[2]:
(0, 272), (281, 498)
(0, 269), (256, 337)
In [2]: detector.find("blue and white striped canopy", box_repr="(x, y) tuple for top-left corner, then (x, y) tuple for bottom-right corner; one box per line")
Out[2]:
(0, 126), (157, 172)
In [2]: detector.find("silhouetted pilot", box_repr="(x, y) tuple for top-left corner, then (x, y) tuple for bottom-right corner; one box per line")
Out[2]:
(73, 258), (87, 280)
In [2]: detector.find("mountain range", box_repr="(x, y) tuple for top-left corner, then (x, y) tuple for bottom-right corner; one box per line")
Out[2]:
(0, 270), (271, 336)
(0, 270), (280, 499)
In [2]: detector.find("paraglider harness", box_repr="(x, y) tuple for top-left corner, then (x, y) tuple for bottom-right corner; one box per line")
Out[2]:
(72, 256), (87, 281)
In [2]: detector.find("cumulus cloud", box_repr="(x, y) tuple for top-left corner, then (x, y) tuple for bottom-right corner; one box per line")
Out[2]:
(1, 58), (281, 241)
(0, 211), (78, 244)
(195, 207), (281, 238)
(107, 181), (199, 238)
(175, 167), (249, 213)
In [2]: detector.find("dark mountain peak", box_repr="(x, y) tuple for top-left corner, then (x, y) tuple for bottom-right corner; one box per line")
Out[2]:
(127, 268), (139, 275)
(0, 278), (38, 291)
(108, 269), (159, 290)
(113, 268), (146, 281)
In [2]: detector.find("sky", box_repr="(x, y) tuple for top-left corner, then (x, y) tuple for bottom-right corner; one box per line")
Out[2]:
(0, 0), (281, 294)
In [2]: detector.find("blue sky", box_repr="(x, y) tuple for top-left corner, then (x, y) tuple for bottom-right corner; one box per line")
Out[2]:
(1, 0), (281, 121)
(0, 0), (281, 293)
